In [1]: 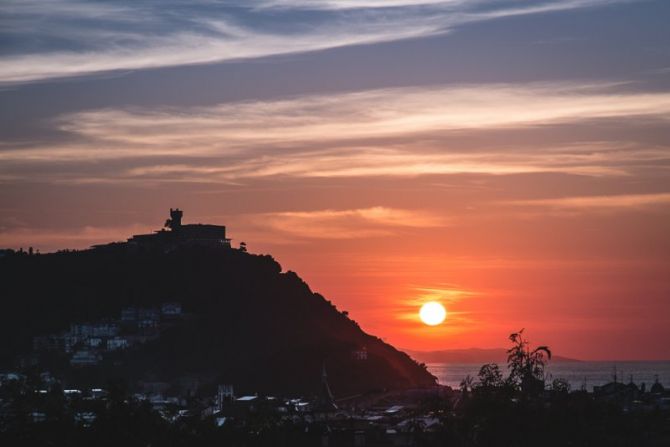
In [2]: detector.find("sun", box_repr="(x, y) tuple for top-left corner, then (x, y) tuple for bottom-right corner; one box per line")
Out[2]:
(419, 301), (447, 326)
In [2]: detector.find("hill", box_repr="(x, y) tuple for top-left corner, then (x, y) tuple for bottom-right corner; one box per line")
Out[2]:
(0, 245), (436, 396)
(404, 348), (580, 364)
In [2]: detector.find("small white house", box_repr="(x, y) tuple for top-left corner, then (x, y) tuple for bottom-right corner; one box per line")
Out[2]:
(106, 337), (129, 351)
(161, 302), (182, 316)
(70, 350), (101, 366)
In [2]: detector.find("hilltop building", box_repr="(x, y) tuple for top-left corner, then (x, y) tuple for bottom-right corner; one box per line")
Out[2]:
(108, 208), (231, 251)
(352, 346), (368, 360)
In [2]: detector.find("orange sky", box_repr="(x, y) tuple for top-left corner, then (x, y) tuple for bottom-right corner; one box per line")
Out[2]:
(1, 0), (670, 360)
(2, 170), (668, 360)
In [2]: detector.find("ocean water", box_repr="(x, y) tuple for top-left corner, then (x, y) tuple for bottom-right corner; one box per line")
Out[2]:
(427, 361), (670, 391)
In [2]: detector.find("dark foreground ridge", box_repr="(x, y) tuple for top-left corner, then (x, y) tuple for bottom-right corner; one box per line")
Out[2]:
(0, 209), (436, 397)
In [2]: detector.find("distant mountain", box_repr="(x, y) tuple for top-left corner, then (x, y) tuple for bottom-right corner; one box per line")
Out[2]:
(405, 348), (580, 364)
(0, 244), (436, 396)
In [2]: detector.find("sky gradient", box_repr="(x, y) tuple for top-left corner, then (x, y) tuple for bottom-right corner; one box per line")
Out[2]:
(1, 0), (669, 360)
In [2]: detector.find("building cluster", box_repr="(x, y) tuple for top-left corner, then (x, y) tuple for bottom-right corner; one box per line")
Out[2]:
(196, 387), (448, 445)
(0, 372), (107, 428)
(32, 302), (183, 366)
(0, 367), (451, 446)
(592, 375), (670, 412)
(2, 365), (670, 446)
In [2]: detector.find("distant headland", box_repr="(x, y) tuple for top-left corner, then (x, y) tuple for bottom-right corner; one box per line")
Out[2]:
(406, 348), (581, 364)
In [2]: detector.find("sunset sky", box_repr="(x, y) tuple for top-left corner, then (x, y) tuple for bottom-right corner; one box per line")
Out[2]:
(1, 0), (669, 360)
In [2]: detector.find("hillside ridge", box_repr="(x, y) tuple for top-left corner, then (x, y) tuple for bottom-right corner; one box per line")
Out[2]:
(0, 244), (436, 396)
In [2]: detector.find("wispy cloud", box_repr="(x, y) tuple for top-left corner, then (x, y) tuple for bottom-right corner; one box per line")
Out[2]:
(52, 83), (670, 149)
(251, 0), (629, 12)
(0, 0), (633, 83)
(2, 82), (668, 184)
(252, 0), (471, 10)
(0, 206), (443, 249)
(411, 285), (478, 304)
(235, 206), (448, 240)
(507, 193), (670, 210)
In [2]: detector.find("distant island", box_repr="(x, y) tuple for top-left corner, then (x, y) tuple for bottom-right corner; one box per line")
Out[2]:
(405, 348), (581, 364)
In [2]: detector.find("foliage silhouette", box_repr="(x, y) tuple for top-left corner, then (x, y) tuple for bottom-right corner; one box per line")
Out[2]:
(507, 329), (551, 395)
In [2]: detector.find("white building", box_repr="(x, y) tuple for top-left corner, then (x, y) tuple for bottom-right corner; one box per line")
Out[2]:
(70, 349), (102, 366)
(352, 346), (368, 360)
(106, 337), (129, 351)
(161, 302), (182, 316)
(88, 337), (103, 348)
(71, 323), (119, 338)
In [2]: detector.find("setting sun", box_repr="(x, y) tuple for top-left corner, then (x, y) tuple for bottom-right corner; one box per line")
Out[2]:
(419, 302), (447, 326)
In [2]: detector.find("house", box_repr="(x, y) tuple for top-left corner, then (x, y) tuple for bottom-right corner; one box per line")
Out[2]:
(0, 372), (23, 384)
(106, 337), (129, 351)
(161, 302), (182, 316)
(63, 389), (83, 398)
(138, 308), (161, 332)
(95, 323), (119, 337)
(70, 349), (102, 366)
(71, 323), (119, 338)
(138, 308), (160, 321)
(40, 372), (56, 385)
(88, 337), (103, 348)
(31, 412), (47, 423)
(594, 381), (641, 406)
(352, 346), (368, 360)
(90, 388), (108, 399)
(138, 319), (159, 333)
(75, 412), (97, 427)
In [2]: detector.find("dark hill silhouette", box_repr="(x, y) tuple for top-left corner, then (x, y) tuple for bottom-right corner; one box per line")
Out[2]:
(0, 245), (436, 396)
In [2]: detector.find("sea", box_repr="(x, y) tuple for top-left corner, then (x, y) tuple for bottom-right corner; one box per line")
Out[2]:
(427, 361), (670, 392)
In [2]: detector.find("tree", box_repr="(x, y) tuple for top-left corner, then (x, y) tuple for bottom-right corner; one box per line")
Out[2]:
(459, 375), (474, 393)
(551, 378), (571, 394)
(477, 363), (504, 389)
(506, 329), (551, 395)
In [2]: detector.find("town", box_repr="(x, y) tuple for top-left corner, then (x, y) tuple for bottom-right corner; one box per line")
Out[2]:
(2, 337), (670, 446)
(32, 302), (185, 367)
